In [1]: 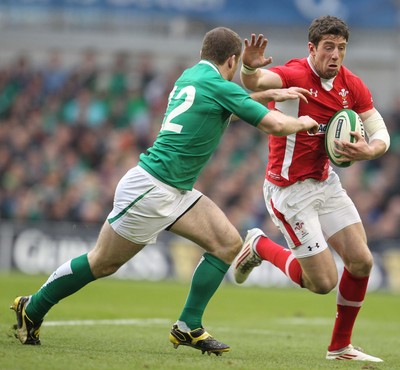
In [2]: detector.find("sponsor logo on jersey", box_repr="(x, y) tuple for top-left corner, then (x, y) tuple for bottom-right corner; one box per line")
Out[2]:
(308, 123), (327, 136)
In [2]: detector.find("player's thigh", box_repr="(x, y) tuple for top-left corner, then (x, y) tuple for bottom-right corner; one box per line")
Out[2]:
(327, 222), (373, 276)
(264, 179), (328, 257)
(169, 194), (242, 263)
(320, 191), (373, 275)
(266, 208), (338, 291)
(297, 248), (338, 293)
(108, 165), (202, 245)
(319, 172), (362, 240)
(264, 180), (338, 289)
(265, 204), (338, 291)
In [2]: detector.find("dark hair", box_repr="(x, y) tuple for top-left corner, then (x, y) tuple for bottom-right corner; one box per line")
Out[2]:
(201, 27), (242, 65)
(308, 16), (349, 46)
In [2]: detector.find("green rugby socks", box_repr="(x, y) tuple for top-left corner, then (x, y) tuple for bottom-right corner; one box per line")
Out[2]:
(26, 253), (95, 323)
(178, 252), (230, 330)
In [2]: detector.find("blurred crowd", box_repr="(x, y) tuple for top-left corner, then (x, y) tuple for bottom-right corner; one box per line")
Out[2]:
(0, 49), (399, 249)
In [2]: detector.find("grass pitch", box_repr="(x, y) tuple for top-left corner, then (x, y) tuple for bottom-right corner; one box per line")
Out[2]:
(0, 272), (399, 370)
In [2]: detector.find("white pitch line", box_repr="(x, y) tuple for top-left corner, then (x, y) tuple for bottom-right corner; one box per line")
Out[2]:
(41, 319), (282, 337)
(42, 317), (331, 336)
(43, 318), (170, 327)
(273, 317), (332, 326)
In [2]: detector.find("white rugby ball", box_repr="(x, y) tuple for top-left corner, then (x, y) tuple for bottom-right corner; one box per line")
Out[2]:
(325, 109), (364, 168)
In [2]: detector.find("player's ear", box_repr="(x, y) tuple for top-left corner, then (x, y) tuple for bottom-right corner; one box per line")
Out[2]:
(228, 55), (237, 69)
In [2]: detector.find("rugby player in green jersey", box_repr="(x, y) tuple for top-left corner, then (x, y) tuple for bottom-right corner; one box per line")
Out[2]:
(11, 27), (318, 356)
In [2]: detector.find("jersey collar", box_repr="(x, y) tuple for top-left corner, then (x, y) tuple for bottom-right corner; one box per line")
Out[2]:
(199, 60), (221, 75)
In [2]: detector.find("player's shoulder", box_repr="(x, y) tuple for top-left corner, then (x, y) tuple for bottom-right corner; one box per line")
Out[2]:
(270, 57), (307, 71)
(284, 58), (308, 67)
(269, 58), (309, 86)
(181, 61), (217, 80)
(178, 62), (227, 90)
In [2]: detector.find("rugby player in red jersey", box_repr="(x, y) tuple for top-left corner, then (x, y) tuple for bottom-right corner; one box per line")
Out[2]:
(235, 15), (390, 362)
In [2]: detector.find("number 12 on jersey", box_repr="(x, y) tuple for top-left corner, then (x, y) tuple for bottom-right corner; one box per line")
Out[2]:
(161, 85), (196, 133)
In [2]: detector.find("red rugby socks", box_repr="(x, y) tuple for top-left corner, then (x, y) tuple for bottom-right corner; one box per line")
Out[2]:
(328, 268), (368, 351)
(255, 236), (303, 286)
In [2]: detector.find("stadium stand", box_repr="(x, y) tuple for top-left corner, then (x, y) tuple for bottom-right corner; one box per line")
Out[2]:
(0, 50), (399, 248)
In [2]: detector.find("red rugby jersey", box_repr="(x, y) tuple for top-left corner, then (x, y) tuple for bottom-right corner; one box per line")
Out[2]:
(266, 57), (373, 186)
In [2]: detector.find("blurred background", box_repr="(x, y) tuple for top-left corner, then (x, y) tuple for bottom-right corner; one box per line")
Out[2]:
(0, 0), (399, 291)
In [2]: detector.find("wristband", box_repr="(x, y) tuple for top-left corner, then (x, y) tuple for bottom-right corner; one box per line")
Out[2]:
(241, 64), (258, 75)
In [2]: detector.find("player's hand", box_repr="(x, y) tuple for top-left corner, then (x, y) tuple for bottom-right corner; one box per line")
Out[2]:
(243, 34), (273, 69)
(298, 115), (319, 134)
(334, 131), (374, 162)
(269, 87), (311, 104)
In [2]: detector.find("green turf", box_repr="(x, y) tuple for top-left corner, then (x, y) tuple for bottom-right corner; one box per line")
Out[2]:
(0, 272), (399, 370)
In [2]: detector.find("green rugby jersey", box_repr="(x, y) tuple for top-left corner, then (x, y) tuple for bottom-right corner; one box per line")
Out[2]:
(139, 60), (269, 190)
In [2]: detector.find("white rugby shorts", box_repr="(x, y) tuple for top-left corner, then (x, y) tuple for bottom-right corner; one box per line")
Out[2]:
(263, 169), (361, 258)
(107, 166), (202, 244)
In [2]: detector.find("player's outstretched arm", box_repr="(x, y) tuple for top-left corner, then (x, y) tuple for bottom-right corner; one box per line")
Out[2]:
(251, 87), (311, 105)
(240, 34), (282, 91)
(242, 34), (272, 69)
(257, 110), (318, 136)
(230, 87), (310, 122)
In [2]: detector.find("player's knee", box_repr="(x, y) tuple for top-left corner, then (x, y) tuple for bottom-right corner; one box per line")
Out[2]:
(313, 285), (335, 295)
(96, 263), (121, 278)
(232, 234), (244, 254)
(88, 253), (122, 278)
(306, 276), (337, 295)
(361, 255), (373, 275)
(225, 234), (243, 263)
(216, 231), (243, 264)
(347, 253), (374, 277)
(310, 283), (336, 295)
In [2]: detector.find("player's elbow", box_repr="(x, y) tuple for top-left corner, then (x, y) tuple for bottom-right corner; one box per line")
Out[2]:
(370, 131), (391, 156)
(364, 110), (391, 154)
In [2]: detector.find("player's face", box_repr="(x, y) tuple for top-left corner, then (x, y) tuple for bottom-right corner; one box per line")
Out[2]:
(308, 35), (347, 79)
